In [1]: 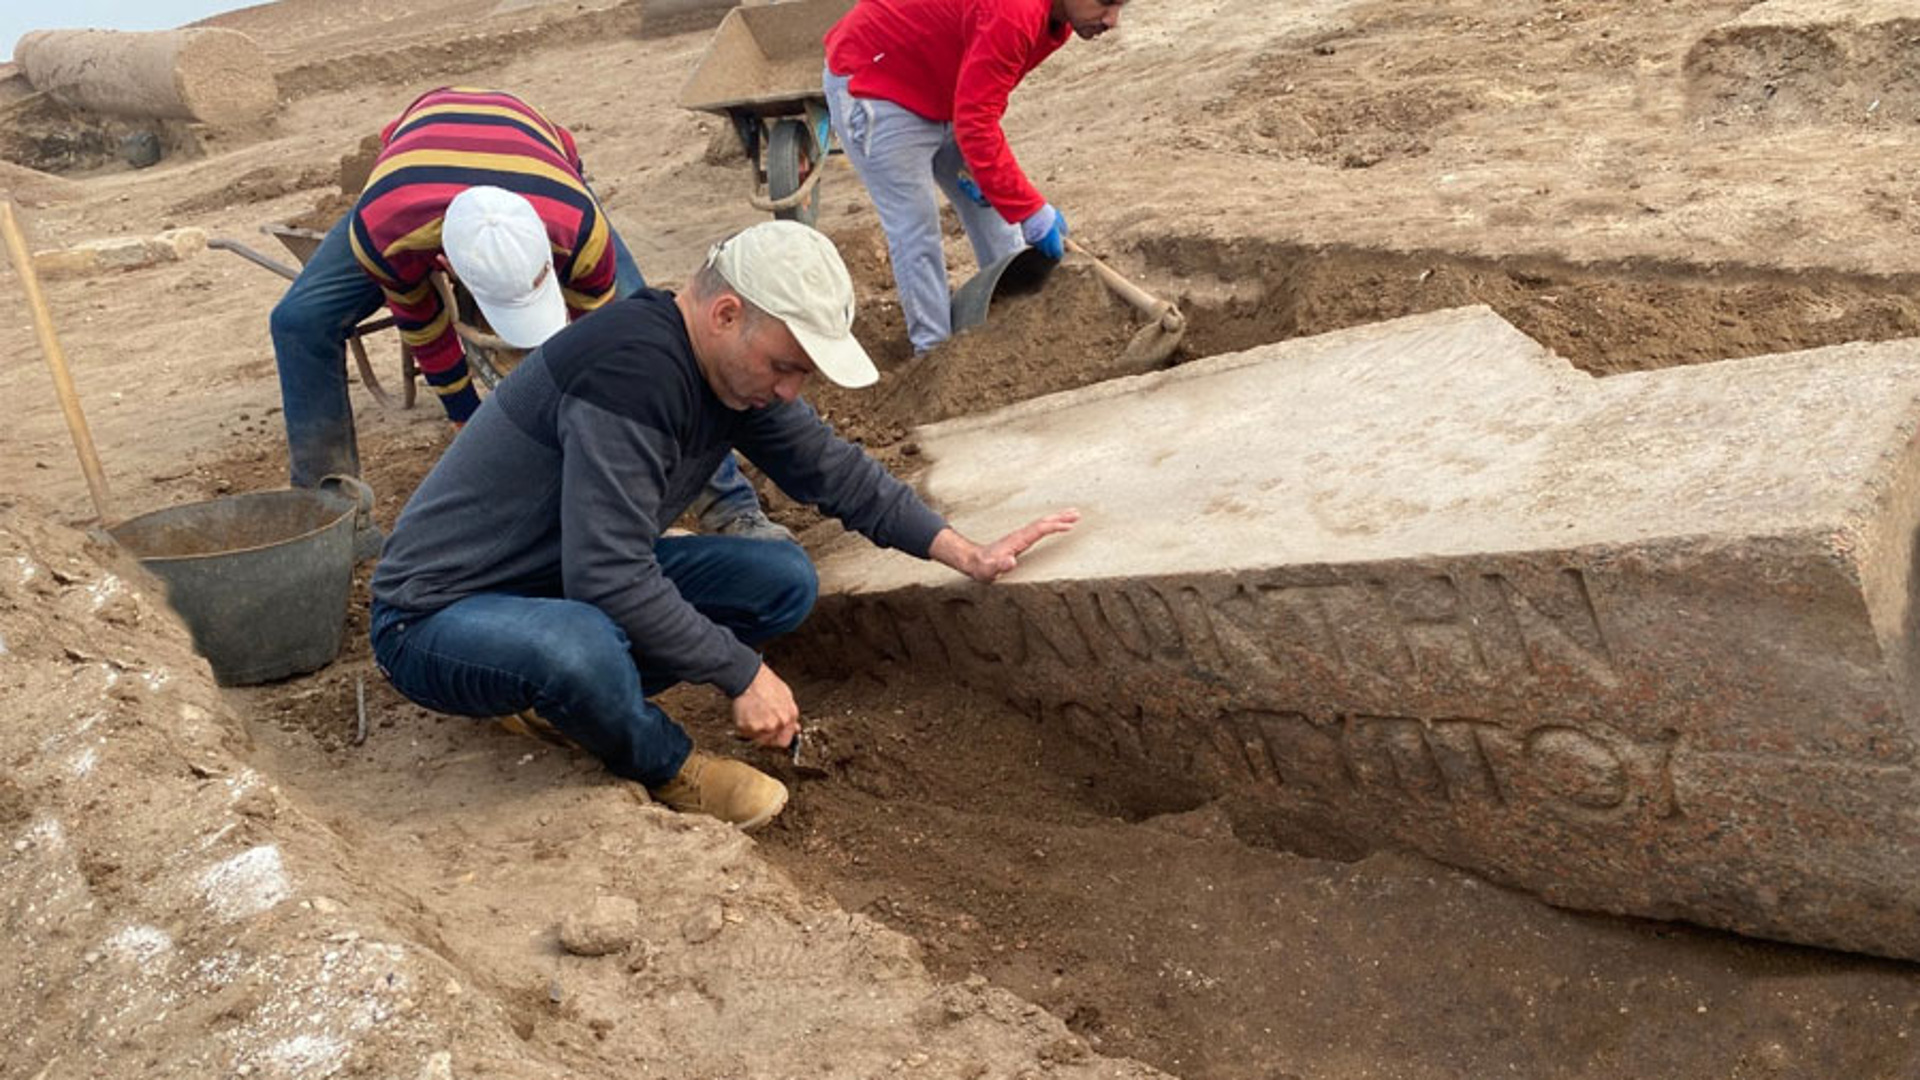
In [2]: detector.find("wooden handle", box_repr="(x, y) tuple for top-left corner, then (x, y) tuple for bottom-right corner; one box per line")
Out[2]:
(1065, 236), (1173, 318)
(0, 200), (114, 523)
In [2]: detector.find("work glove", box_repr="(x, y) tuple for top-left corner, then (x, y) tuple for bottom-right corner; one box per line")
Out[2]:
(1020, 203), (1068, 261)
(955, 172), (992, 208)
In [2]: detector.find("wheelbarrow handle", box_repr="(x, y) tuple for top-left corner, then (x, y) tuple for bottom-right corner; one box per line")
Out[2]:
(749, 162), (827, 212)
(207, 237), (302, 281)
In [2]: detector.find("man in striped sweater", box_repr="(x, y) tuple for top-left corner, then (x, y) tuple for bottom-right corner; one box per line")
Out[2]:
(270, 86), (784, 546)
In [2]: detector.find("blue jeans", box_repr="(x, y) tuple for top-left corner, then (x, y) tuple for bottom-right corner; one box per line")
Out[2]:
(369, 535), (818, 786)
(823, 67), (1026, 354)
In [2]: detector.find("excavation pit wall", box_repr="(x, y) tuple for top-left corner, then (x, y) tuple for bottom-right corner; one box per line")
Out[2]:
(1130, 236), (1920, 379)
(776, 306), (1920, 962)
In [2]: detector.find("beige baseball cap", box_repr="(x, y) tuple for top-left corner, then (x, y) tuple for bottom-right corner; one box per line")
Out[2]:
(707, 221), (878, 389)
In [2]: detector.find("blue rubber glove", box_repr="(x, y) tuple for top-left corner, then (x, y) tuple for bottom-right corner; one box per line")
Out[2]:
(955, 173), (991, 208)
(1020, 203), (1068, 260)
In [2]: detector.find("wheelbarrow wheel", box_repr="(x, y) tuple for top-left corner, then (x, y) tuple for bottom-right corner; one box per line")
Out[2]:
(766, 118), (819, 226)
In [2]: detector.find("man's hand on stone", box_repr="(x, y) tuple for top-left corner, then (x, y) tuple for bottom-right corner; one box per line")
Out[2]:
(929, 509), (1080, 584)
(732, 662), (800, 749)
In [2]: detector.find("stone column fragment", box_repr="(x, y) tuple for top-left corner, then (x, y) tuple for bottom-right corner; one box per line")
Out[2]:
(785, 306), (1920, 961)
(15, 28), (277, 125)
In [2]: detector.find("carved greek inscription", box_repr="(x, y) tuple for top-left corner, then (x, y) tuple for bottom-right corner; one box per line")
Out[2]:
(1521, 726), (1629, 810)
(1385, 576), (1492, 684)
(1205, 591), (1302, 690)
(1348, 715), (1451, 800)
(887, 598), (954, 669)
(1467, 569), (1618, 689)
(1198, 709), (1672, 819)
(1058, 699), (1149, 761)
(1214, 580), (1408, 687)
(934, 595), (1009, 665)
(1420, 718), (1509, 806)
(1042, 692), (1680, 822)
(823, 600), (909, 668)
(1225, 709), (1352, 790)
(1006, 590), (1098, 669)
(820, 567), (1617, 709)
(1063, 587), (1184, 664)
(1164, 584), (1228, 670)
(1204, 568), (1618, 695)
(1317, 587), (1419, 683)
(1215, 709), (1286, 786)
(937, 587), (1218, 674)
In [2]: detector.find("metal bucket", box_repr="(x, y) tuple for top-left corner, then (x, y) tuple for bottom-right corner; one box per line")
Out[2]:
(108, 475), (372, 686)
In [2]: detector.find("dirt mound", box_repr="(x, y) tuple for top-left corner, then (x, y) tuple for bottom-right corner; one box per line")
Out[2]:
(0, 95), (127, 174)
(1685, 4), (1920, 125)
(0, 498), (1167, 1078)
(271, 1), (646, 100)
(810, 224), (1155, 432)
(0, 158), (79, 204)
(0, 500), (532, 1078)
(1230, 42), (1483, 169)
(879, 265), (1141, 423)
(758, 226), (1156, 537)
(166, 162), (331, 216)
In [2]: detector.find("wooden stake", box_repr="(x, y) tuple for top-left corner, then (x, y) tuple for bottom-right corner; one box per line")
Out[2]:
(0, 200), (114, 523)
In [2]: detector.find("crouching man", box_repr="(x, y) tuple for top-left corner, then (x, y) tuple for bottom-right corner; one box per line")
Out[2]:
(368, 221), (1077, 829)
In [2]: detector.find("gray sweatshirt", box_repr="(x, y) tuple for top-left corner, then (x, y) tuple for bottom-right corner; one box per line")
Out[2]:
(370, 288), (947, 695)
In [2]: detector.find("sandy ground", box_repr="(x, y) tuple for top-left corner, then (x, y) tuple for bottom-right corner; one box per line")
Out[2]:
(8, 0), (1920, 1077)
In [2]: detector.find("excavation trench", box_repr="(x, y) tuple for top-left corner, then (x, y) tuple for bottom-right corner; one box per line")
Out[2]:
(227, 231), (1920, 1080)
(744, 231), (1920, 1080)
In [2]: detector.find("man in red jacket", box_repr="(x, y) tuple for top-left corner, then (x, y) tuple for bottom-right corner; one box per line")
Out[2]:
(822, 0), (1125, 355)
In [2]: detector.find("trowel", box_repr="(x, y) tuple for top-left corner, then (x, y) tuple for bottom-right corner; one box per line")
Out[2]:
(783, 728), (832, 780)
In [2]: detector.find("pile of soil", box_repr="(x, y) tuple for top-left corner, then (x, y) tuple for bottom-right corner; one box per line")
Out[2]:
(1684, 3), (1920, 126)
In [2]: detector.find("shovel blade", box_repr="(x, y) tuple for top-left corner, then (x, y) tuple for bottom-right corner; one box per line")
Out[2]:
(950, 246), (1058, 335)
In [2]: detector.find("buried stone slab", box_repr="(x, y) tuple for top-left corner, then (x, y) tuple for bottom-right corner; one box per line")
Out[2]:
(780, 305), (1920, 961)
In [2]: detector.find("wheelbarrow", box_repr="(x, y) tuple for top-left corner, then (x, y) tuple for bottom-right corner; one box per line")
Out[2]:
(678, 0), (855, 226)
(210, 224), (520, 407)
(209, 224), (419, 410)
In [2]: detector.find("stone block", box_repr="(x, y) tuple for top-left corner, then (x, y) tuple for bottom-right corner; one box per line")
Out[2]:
(782, 306), (1920, 960)
(155, 226), (207, 260)
(29, 245), (105, 278)
(32, 228), (206, 278)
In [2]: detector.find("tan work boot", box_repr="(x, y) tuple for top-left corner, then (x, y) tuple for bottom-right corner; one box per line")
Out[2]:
(498, 708), (576, 748)
(646, 751), (789, 831)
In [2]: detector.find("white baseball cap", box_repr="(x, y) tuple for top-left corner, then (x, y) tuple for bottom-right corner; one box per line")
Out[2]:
(442, 185), (567, 348)
(707, 221), (877, 389)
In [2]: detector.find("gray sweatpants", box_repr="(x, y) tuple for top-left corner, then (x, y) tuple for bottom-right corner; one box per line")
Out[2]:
(823, 67), (1026, 354)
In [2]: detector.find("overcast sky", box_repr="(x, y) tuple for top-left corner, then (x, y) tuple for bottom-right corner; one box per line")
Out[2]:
(4, 1), (251, 62)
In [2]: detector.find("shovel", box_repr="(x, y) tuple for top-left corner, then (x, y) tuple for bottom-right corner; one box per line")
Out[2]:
(1065, 238), (1187, 375)
(949, 237), (1186, 376)
(949, 244), (1059, 335)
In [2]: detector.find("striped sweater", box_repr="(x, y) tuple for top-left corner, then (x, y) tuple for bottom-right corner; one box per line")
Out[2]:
(349, 87), (617, 422)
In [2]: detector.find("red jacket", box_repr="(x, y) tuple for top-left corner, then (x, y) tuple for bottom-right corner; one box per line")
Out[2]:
(826, 0), (1070, 223)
